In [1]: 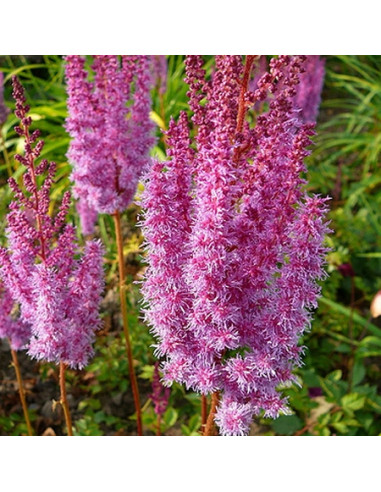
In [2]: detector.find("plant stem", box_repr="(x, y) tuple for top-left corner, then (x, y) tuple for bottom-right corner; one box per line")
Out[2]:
(201, 394), (208, 433)
(59, 361), (73, 436)
(233, 55), (257, 165)
(235, 55), (256, 136)
(112, 209), (143, 436)
(10, 348), (33, 436)
(156, 414), (161, 436)
(24, 124), (47, 261)
(204, 392), (219, 436)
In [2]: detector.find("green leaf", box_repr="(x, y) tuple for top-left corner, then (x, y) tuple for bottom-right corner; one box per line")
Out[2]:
(357, 252), (381, 258)
(319, 297), (381, 337)
(341, 393), (366, 411)
(366, 395), (381, 414)
(163, 407), (178, 428)
(332, 422), (348, 434)
(328, 370), (343, 381)
(78, 398), (101, 411)
(357, 413), (374, 431)
(181, 424), (199, 436)
(352, 360), (366, 386)
(342, 418), (360, 427)
(302, 369), (321, 387)
(140, 364), (155, 380)
(188, 414), (202, 432)
(271, 415), (303, 436)
(320, 427), (330, 436)
(320, 371), (347, 402)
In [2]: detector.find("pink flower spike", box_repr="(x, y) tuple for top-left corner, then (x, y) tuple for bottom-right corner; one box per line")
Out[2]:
(65, 55), (156, 233)
(140, 55), (330, 436)
(0, 77), (105, 369)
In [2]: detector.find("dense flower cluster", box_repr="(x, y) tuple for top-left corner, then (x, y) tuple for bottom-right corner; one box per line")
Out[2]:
(249, 56), (325, 123)
(140, 55), (329, 436)
(250, 55), (267, 92)
(293, 55), (325, 123)
(151, 362), (170, 418)
(152, 55), (167, 95)
(0, 280), (30, 350)
(0, 77), (104, 369)
(0, 71), (9, 125)
(65, 55), (155, 235)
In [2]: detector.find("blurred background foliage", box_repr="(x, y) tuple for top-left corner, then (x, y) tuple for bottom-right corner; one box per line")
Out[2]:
(0, 55), (381, 436)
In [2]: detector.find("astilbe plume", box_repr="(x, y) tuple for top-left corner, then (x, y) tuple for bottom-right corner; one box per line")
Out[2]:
(140, 55), (330, 436)
(0, 280), (30, 351)
(65, 55), (156, 235)
(0, 76), (104, 369)
(250, 55), (268, 92)
(151, 362), (170, 418)
(151, 55), (167, 95)
(0, 71), (9, 125)
(293, 55), (325, 123)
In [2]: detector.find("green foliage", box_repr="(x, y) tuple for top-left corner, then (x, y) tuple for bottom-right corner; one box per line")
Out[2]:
(0, 410), (37, 436)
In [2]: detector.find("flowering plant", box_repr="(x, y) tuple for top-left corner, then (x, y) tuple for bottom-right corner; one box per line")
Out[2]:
(141, 55), (330, 436)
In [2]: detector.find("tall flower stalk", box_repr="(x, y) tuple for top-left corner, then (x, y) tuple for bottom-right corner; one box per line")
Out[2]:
(0, 72), (8, 125)
(152, 55), (167, 125)
(0, 282), (33, 435)
(0, 71), (12, 177)
(150, 362), (170, 435)
(293, 55), (325, 123)
(65, 55), (155, 435)
(140, 55), (330, 436)
(0, 77), (104, 436)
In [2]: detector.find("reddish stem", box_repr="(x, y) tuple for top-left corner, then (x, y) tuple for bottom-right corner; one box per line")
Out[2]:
(59, 361), (73, 436)
(204, 392), (219, 436)
(235, 55), (257, 136)
(10, 348), (33, 436)
(112, 210), (143, 435)
(201, 394), (208, 433)
(232, 55), (257, 166)
(23, 125), (47, 261)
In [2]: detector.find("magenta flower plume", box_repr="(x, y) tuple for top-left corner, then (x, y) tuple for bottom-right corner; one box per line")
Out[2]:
(140, 56), (330, 436)
(152, 55), (167, 95)
(64, 55), (156, 235)
(293, 55), (325, 123)
(250, 55), (268, 92)
(151, 362), (170, 417)
(0, 76), (104, 369)
(0, 71), (10, 125)
(0, 281), (30, 351)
